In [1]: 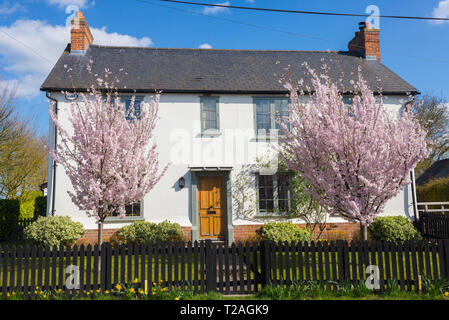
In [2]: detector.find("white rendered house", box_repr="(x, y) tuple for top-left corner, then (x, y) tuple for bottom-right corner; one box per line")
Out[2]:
(41, 13), (419, 243)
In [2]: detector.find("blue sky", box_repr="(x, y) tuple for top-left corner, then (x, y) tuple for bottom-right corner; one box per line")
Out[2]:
(0, 0), (448, 135)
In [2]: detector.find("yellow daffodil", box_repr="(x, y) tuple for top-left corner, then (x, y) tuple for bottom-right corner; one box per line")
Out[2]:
(139, 289), (144, 294)
(35, 286), (39, 290)
(445, 292), (449, 297)
(43, 295), (47, 299)
(152, 282), (156, 286)
(115, 284), (122, 291)
(129, 288), (135, 294)
(133, 278), (139, 284)
(152, 292), (156, 295)
(86, 291), (90, 296)
(105, 290), (109, 294)
(162, 288), (167, 292)
(39, 291), (43, 295)
(34, 290), (37, 294)
(174, 297), (179, 300)
(6, 293), (10, 297)
(57, 289), (62, 294)
(96, 289), (101, 293)
(159, 280), (163, 284)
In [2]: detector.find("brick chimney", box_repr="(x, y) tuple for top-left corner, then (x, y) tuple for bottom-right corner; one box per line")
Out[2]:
(70, 11), (93, 53)
(348, 22), (380, 62)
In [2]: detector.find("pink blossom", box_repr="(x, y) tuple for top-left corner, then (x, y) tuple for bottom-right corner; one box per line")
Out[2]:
(278, 65), (429, 227)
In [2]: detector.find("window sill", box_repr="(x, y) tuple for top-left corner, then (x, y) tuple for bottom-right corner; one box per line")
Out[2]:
(255, 212), (291, 219)
(201, 130), (222, 137)
(104, 216), (145, 224)
(254, 135), (286, 141)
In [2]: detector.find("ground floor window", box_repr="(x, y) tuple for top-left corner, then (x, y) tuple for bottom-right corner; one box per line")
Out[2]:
(257, 173), (292, 214)
(108, 201), (142, 218)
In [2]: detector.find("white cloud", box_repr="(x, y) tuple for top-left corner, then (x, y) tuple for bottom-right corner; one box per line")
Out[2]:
(0, 19), (153, 98)
(0, 1), (25, 14)
(202, 1), (231, 15)
(198, 43), (212, 49)
(431, 0), (449, 24)
(44, 0), (93, 9)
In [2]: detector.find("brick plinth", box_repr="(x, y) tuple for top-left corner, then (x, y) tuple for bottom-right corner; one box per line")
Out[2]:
(233, 222), (361, 242)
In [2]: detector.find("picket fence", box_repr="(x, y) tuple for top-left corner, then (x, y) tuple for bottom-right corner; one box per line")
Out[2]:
(1, 239), (449, 298)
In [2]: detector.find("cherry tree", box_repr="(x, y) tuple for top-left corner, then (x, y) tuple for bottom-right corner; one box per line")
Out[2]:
(278, 65), (429, 240)
(49, 68), (167, 245)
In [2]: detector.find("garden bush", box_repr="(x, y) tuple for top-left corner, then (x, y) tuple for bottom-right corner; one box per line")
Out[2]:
(23, 216), (85, 247)
(368, 216), (422, 242)
(116, 220), (184, 244)
(256, 222), (311, 243)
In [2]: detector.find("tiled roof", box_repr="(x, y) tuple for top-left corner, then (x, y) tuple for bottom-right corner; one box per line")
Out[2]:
(41, 45), (418, 94)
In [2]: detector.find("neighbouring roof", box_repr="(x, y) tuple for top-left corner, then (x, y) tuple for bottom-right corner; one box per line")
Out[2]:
(40, 45), (418, 95)
(416, 159), (449, 186)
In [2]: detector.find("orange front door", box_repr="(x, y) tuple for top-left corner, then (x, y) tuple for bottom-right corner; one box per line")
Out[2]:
(198, 176), (226, 239)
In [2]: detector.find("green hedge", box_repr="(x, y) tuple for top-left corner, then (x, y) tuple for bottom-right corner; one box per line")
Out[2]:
(33, 196), (47, 218)
(0, 199), (20, 241)
(19, 191), (45, 219)
(416, 177), (449, 202)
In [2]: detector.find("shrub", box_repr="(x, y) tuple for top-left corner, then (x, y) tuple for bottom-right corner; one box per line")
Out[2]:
(256, 222), (311, 243)
(368, 216), (422, 242)
(24, 216), (85, 247)
(416, 177), (449, 202)
(116, 220), (184, 244)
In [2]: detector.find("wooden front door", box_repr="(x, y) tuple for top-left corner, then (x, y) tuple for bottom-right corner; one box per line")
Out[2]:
(198, 176), (226, 239)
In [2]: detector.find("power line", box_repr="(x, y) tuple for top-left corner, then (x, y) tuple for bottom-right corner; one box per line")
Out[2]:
(135, 0), (449, 64)
(156, 0), (449, 21)
(0, 29), (54, 66)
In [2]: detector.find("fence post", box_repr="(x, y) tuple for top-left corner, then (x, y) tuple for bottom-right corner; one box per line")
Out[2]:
(205, 240), (216, 292)
(337, 240), (347, 283)
(441, 240), (449, 279)
(259, 240), (271, 288)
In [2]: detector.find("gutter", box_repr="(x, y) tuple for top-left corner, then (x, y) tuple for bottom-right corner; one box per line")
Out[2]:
(40, 87), (420, 96)
(46, 91), (58, 216)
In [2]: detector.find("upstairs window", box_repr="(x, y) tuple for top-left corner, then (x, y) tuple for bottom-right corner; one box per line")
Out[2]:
(124, 97), (143, 120)
(254, 98), (290, 136)
(200, 96), (219, 132)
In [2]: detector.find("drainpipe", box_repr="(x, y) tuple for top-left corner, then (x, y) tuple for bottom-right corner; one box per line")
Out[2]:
(46, 91), (58, 216)
(410, 170), (418, 221)
(405, 96), (419, 222)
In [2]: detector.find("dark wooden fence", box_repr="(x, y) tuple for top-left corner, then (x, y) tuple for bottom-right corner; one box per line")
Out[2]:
(1, 239), (449, 298)
(0, 216), (36, 242)
(417, 211), (449, 242)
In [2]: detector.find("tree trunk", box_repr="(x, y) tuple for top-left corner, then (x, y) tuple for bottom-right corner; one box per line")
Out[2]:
(98, 220), (103, 245)
(360, 223), (368, 241)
